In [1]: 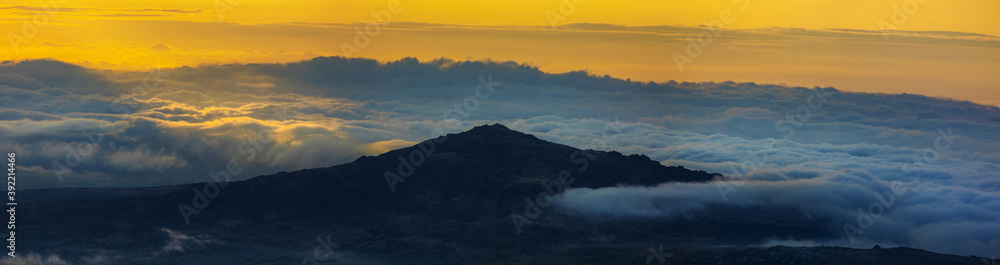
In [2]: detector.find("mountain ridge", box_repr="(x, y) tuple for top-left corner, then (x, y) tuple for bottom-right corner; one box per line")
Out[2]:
(17, 124), (990, 265)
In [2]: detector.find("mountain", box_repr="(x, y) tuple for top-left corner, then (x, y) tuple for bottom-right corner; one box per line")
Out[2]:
(17, 124), (992, 264)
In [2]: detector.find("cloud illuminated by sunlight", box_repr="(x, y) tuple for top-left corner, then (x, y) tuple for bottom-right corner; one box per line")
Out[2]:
(1, 0), (997, 104)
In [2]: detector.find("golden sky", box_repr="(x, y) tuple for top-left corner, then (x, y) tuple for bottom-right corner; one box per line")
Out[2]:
(3, 0), (995, 34)
(1, 0), (998, 105)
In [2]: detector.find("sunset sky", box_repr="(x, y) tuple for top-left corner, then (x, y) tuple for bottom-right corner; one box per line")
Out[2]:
(2, 0), (998, 105)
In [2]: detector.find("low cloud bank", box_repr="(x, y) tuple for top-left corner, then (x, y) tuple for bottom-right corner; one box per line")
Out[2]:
(2, 57), (998, 256)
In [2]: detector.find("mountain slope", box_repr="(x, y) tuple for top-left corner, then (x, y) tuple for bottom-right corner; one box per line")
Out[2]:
(17, 124), (989, 265)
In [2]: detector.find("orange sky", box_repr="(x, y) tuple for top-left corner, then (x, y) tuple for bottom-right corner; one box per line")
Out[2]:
(1, 0), (998, 105)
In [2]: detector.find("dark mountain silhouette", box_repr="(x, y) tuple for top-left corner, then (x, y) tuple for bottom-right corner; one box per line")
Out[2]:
(19, 124), (991, 264)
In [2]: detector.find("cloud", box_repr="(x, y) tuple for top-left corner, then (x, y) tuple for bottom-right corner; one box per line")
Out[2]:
(159, 228), (212, 253)
(368, 139), (418, 155)
(0, 118), (127, 140)
(2, 57), (998, 257)
(552, 171), (1000, 256)
(0, 109), (62, 121)
(106, 148), (187, 172)
(4, 18), (997, 106)
(0, 253), (70, 265)
(3, 58), (996, 187)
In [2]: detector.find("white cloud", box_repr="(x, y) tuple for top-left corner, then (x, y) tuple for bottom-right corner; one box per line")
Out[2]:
(2, 57), (998, 256)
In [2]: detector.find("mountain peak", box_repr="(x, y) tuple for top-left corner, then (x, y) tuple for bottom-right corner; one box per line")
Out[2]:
(432, 123), (537, 148)
(467, 123), (511, 132)
(365, 124), (719, 196)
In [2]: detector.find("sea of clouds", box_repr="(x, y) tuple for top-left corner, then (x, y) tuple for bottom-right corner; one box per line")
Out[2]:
(0, 57), (997, 256)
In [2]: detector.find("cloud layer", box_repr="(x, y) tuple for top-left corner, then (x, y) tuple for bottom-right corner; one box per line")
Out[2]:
(4, 15), (998, 106)
(1, 57), (998, 256)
